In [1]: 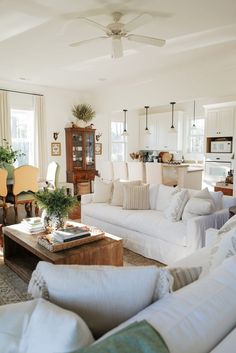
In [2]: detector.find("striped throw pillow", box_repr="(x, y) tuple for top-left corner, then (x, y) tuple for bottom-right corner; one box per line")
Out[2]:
(169, 267), (202, 291)
(123, 184), (150, 210)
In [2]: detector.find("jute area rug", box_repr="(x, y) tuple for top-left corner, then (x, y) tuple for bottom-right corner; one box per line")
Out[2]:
(0, 249), (162, 306)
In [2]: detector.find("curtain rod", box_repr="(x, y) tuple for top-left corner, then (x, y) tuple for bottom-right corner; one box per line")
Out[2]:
(0, 88), (43, 97)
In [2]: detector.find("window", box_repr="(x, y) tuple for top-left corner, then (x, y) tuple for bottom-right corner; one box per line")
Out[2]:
(111, 121), (127, 162)
(11, 109), (35, 166)
(188, 118), (205, 153)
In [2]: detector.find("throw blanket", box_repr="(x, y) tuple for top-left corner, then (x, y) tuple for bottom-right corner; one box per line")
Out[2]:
(75, 320), (170, 353)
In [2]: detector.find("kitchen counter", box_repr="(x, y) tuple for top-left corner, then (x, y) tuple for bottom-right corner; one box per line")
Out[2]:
(161, 163), (203, 189)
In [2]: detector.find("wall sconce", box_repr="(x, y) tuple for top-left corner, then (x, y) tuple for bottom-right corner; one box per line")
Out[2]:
(53, 132), (59, 141)
(96, 132), (102, 142)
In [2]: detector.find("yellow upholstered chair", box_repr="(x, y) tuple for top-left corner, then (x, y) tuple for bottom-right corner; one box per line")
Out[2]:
(0, 168), (8, 224)
(13, 165), (39, 222)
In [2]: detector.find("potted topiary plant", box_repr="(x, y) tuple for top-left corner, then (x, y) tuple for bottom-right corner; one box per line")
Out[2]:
(0, 139), (25, 178)
(34, 188), (78, 231)
(72, 103), (95, 127)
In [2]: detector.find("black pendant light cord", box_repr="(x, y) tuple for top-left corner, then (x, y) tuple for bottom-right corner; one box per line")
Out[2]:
(123, 109), (127, 132)
(170, 102), (176, 128)
(144, 106), (149, 130)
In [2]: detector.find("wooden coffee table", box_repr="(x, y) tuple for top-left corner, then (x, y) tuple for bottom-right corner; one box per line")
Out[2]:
(3, 224), (123, 282)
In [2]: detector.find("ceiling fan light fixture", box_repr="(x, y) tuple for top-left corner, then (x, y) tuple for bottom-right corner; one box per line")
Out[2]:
(169, 102), (177, 133)
(144, 106), (151, 134)
(121, 109), (129, 136)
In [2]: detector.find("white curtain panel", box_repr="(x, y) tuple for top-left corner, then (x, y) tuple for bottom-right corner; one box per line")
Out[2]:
(0, 90), (11, 144)
(34, 95), (47, 179)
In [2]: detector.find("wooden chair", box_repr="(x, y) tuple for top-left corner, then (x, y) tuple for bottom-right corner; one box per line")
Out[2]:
(13, 165), (39, 222)
(145, 162), (163, 184)
(112, 162), (128, 180)
(0, 168), (8, 225)
(127, 162), (145, 182)
(38, 161), (60, 190)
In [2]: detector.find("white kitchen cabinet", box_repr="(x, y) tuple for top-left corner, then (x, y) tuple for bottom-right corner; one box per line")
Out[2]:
(205, 107), (234, 137)
(139, 112), (183, 151)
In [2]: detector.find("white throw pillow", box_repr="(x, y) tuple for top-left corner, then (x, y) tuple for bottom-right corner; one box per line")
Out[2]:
(92, 176), (113, 203)
(182, 187), (216, 221)
(110, 179), (141, 206)
(164, 189), (189, 221)
(210, 191), (223, 211)
(156, 185), (180, 211)
(28, 263), (171, 338)
(0, 299), (94, 353)
(123, 184), (150, 210)
(200, 227), (236, 278)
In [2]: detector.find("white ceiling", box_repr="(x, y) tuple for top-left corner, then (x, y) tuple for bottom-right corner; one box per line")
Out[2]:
(0, 0), (236, 91)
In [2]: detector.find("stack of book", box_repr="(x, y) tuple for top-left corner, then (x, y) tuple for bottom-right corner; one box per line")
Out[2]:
(52, 226), (91, 243)
(21, 217), (45, 234)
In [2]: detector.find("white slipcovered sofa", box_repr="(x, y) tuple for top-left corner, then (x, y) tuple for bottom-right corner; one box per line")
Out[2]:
(81, 183), (236, 264)
(2, 216), (236, 352)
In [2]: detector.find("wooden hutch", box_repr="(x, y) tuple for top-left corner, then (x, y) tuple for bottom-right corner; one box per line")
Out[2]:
(65, 127), (97, 195)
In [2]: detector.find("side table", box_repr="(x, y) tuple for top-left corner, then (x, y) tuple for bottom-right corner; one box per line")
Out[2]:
(229, 206), (236, 218)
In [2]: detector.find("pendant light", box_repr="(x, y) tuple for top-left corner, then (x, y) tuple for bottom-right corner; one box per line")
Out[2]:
(121, 109), (128, 136)
(192, 100), (196, 128)
(169, 101), (177, 133)
(144, 105), (151, 134)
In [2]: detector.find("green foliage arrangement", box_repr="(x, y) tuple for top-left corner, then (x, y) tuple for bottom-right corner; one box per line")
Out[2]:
(72, 103), (95, 123)
(34, 188), (78, 218)
(0, 139), (25, 165)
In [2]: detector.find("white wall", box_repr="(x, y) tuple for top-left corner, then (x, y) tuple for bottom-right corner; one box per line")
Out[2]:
(0, 79), (93, 181)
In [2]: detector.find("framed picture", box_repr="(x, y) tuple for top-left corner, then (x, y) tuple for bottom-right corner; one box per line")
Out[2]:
(95, 143), (102, 155)
(51, 142), (61, 156)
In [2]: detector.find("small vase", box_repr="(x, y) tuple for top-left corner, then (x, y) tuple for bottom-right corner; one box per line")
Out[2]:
(77, 120), (87, 128)
(41, 209), (66, 233)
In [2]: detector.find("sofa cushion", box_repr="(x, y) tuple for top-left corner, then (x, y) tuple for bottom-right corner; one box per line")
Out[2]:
(83, 203), (188, 247)
(29, 263), (171, 338)
(0, 299), (94, 353)
(209, 327), (236, 353)
(103, 255), (236, 353)
(164, 189), (189, 222)
(123, 184), (150, 210)
(182, 187), (216, 221)
(110, 180), (141, 206)
(92, 176), (113, 203)
(156, 185), (179, 211)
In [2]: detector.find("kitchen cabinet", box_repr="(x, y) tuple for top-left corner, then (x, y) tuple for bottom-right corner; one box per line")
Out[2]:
(205, 107), (234, 137)
(139, 112), (183, 151)
(65, 127), (97, 195)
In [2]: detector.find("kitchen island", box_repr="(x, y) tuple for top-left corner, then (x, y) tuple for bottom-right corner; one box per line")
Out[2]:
(162, 163), (204, 189)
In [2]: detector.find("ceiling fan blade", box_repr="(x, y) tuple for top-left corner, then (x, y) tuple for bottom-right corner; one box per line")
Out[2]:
(112, 36), (123, 58)
(70, 36), (108, 47)
(123, 14), (152, 32)
(127, 34), (165, 47)
(76, 17), (109, 34)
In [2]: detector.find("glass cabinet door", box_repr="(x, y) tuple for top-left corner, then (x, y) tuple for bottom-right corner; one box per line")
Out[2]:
(85, 132), (95, 169)
(72, 132), (83, 168)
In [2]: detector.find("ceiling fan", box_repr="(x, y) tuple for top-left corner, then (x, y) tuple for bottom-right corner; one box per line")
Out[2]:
(69, 12), (166, 58)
